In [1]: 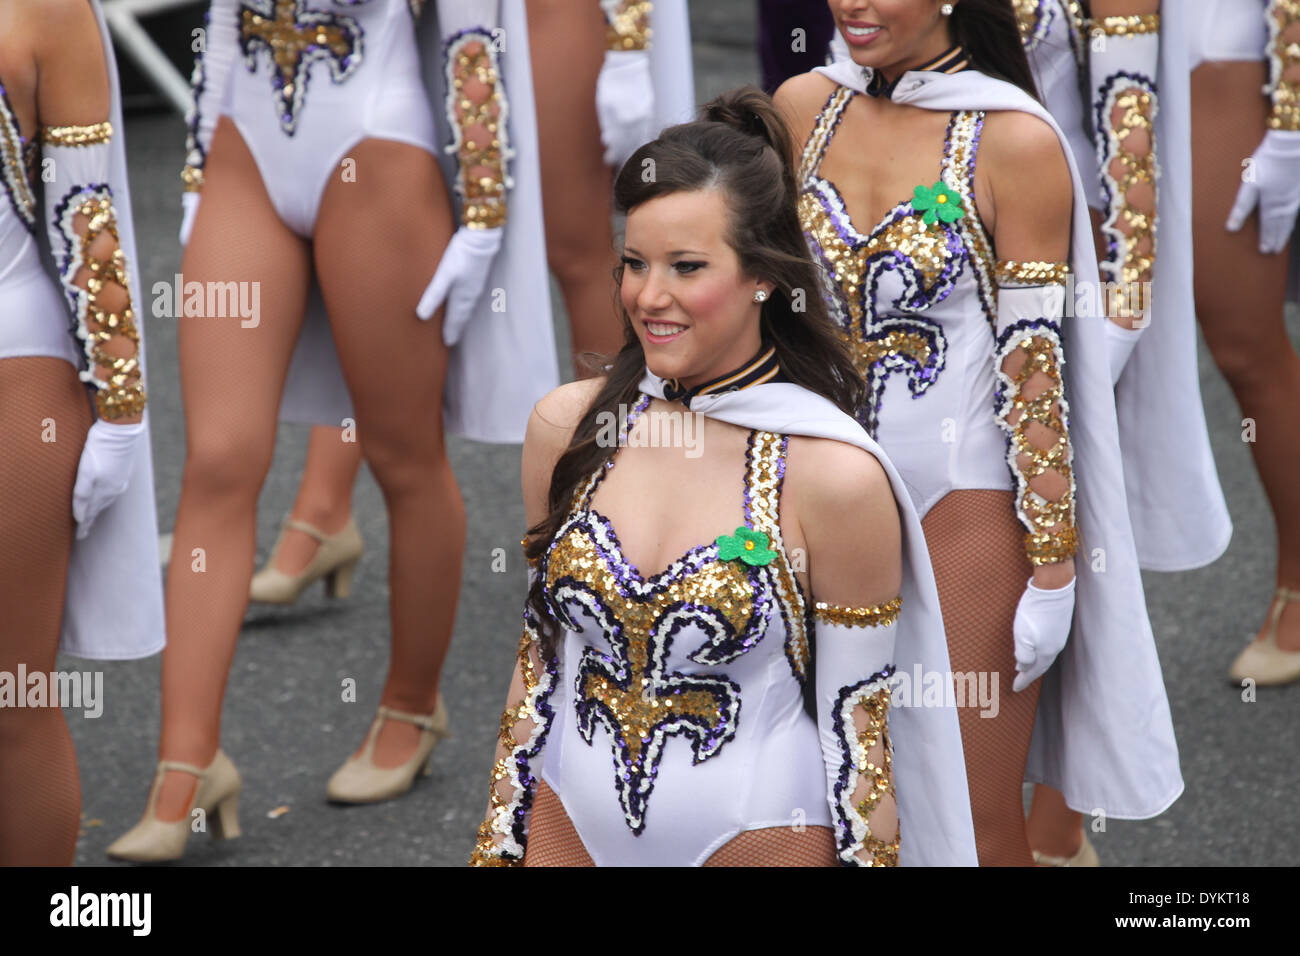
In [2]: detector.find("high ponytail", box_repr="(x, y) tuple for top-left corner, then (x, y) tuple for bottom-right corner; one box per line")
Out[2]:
(523, 86), (867, 659)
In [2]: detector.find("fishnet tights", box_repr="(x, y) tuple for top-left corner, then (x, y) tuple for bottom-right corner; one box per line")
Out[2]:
(0, 358), (91, 864)
(922, 489), (1041, 867)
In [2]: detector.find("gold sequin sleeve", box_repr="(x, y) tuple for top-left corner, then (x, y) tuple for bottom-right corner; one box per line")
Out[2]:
(42, 124), (146, 421)
(813, 599), (901, 866)
(469, 586), (558, 866)
(993, 269), (1077, 566)
(604, 0), (653, 51)
(1089, 10), (1159, 322)
(443, 26), (511, 229)
(1266, 0), (1300, 129)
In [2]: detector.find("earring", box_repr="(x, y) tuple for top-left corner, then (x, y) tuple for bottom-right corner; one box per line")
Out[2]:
(753, 289), (769, 303)
(941, 2), (953, 14)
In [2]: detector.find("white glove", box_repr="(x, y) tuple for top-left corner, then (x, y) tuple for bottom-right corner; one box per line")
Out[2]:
(595, 49), (656, 170)
(73, 418), (145, 541)
(179, 192), (201, 246)
(1011, 576), (1076, 693)
(1225, 129), (1300, 254)
(416, 225), (502, 346)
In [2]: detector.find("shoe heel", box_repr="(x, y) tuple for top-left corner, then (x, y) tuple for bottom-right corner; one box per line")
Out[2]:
(211, 792), (241, 841)
(421, 753), (434, 777)
(325, 557), (359, 599)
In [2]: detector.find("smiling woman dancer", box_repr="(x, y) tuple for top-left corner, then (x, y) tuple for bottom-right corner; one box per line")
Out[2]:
(0, 0), (164, 865)
(777, 0), (1184, 865)
(107, 0), (555, 862)
(469, 88), (978, 867)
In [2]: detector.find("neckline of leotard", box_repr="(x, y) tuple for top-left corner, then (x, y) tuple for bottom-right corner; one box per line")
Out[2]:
(803, 87), (968, 246)
(570, 395), (799, 592)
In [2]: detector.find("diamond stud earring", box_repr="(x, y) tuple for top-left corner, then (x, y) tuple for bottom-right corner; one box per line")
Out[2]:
(941, 2), (953, 14)
(753, 289), (769, 303)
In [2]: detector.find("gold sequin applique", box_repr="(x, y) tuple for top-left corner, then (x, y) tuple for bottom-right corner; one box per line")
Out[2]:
(1267, 0), (1300, 130)
(240, 0), (362, 135)
(40, 121), (113, 148)
(995, 259), (1070, 287)
(53, 187), (146, 420)
(814, 598), (902, 629)
(1091, 13), (1160, 36)
(470, 611), (557, 866)
(831, 670), (900, 866)
(445, 29), (510, 229)
(994, 314), (1077, 566)
(1094, 71), (1157, 320)
(605, 0), (653, 51)
(0, 88), (35, 228)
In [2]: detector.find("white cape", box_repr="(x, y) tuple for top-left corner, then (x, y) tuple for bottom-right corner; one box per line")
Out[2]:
(813, 60), (1183, 819)
(639, 373), (978, 866)
(277, 0), (559, 444)
(36, 2), (166, 660)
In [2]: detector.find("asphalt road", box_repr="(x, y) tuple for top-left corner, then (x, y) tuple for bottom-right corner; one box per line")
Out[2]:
(61, 2), (1299, 867)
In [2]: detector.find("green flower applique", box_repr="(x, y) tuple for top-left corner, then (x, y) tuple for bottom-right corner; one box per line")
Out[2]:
(716, 526), (777, 567)
(912, 180), (966, 228)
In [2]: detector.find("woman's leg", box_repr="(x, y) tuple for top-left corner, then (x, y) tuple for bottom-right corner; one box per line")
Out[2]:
(150, 118), (313, 820)
(313, 138), (464, 769)
(0, 358), (92, 865)
(528, 0), (624, 371)
(269, 426), (363, 576)
(1191, 60), (1300, 652)
(922, 489), (1041, 866)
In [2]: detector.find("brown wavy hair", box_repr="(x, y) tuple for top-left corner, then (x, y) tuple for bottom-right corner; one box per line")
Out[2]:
(524, 86), (867, 657)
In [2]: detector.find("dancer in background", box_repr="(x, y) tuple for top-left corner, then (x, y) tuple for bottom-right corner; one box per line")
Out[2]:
(1184, 0), (1300, 687)
(108, 0), (556, 862)
(0, 0), (164, 864)
(471, 89), (975, 867)
(783, 0), (1183, 865)
(245, 1), (694, 609)
(1012, 0), (1234, 865)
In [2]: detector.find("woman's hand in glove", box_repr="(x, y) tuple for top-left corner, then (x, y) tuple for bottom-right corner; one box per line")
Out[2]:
(1011, 576), (1076, 692)
(73, 419), (146, 540)
(1226, 129), (1300, 254)
(595, 49), (656, 170)
(416, 225), (503, 346)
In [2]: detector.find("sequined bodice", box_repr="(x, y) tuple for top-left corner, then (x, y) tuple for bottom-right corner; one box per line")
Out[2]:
(539, 395), (812, 834)
(798, 87), (998, 437)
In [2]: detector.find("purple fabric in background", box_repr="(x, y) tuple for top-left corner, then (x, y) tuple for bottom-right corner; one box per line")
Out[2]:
(757, 0), (836, 94)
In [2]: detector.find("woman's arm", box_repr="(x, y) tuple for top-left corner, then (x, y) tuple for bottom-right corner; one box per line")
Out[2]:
(37, 0), (143, 424)
(469, 380), (602, 865)
(984, 110), (1076, 588)
(437, 0), (510, 229)
(1087, 0), (1159, 325)
(795, 438), (903, 867)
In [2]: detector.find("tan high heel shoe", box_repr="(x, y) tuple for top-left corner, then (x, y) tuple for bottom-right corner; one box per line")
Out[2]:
(249, 515), (363, 605)
(106, 750), (242, 863)
(1032, 832), (1100, 867)
(1229, 586), (1300, 686)
(326, 699), (450, 804)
